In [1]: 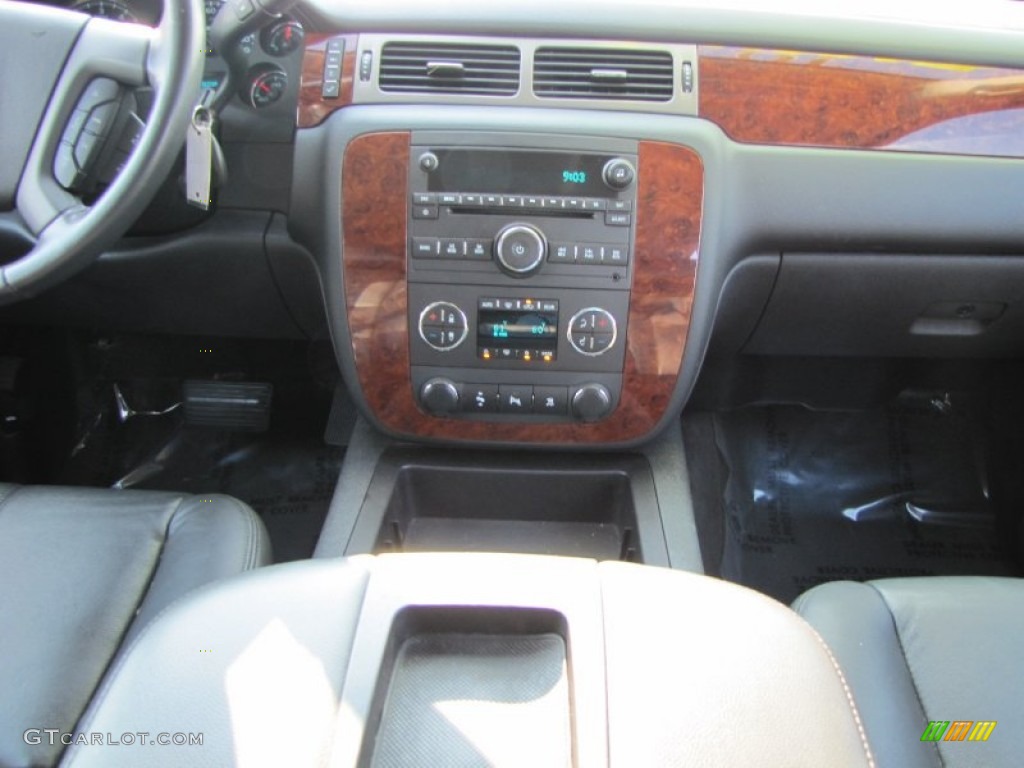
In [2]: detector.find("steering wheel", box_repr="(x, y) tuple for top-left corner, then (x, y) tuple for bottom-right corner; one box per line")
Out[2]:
(0, 0), (204, 304)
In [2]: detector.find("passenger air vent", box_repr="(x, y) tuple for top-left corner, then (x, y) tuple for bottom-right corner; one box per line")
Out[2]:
(533, 47), (674, 102)
(379, 42), (521, 96)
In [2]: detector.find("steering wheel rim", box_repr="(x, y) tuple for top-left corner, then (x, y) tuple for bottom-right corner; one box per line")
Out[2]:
(0, 0), (204, 304)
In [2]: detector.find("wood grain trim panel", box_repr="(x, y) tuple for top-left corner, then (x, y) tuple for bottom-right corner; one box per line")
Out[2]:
(342, 134), (702, 445)
(297, 33), (357, 129)
(699, 46), (1024, 157)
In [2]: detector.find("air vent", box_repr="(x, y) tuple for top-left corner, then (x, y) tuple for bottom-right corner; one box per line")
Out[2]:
(379, 42), (521, 96)
(533, 47), (674, 102)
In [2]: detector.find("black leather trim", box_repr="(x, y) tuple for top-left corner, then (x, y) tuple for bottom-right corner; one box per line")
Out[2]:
(0, 485), (269, 768)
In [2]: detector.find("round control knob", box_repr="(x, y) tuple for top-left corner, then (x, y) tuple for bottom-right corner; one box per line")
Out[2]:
(419, 151), (439, 172)
(602, 158), (635, 190)
(494, 223), (546, 277)
(568, 307), (618, 356)
(418, 301), (468, 352)
(571, 383), (613, 423)
(420, 377), (460, 415)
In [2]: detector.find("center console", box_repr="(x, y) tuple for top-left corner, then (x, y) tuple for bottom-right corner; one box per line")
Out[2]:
(340, 130), (703, 446)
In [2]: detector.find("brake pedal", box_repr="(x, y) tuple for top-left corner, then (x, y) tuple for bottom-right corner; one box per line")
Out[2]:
(183, 380), (272, 432)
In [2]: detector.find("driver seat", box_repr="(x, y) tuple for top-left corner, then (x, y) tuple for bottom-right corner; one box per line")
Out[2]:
(0, 483), (270, 768)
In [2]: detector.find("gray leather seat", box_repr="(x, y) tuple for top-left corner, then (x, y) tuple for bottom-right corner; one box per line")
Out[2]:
(794, 576), (1024, 768)
(0, 484), (271, 768)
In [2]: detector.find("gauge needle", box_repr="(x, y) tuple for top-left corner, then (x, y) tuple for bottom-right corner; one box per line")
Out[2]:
(260, 82), (271, 93)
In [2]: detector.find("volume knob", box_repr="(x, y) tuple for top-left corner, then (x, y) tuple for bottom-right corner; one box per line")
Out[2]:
(494, 223), (546, 277)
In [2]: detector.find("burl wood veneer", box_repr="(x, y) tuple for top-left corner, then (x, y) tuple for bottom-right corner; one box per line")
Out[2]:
(699, 46), (1024, 157)
(297, 33), (357, 129)
(342, 133), (702, 444)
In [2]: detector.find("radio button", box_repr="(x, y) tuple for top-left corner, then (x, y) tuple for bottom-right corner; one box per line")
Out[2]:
(605, 212), (632, 227)
(483, 194), (502, 207)
(578, 245), (600, 264)
(549, 243), (574, 263)
(610, 199), (632, 211)
(461, 194), (483, 206)
(464, 384), (499, 413)
(412, 193), (436, 205)
(502, 195), (525, 207)
(533, 386), (568, 415)
(412, 238), (439, 258)
(539, 300), (559, 312)
(439, 193), (461, 205)
(602, 245), (629, 265)
(467, 239), (492, 259)
(499, 385), (533, 413)
(566, 198), (584, 210)
(440, 239), (465, 258)
(412, 204), (439, 220)
(497, 347), (515, 360)
(525, 196), (543, 208)
(583, 198), (607, 211)
(543, 197), (563, 209)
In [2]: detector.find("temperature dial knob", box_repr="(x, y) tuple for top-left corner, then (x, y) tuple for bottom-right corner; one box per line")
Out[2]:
(568, 308), (618, 356)
(571, 384), (613, 422)
(494, 223), (546, 277)
(418, 301), (468, 351)
(420, 378), (460, 415)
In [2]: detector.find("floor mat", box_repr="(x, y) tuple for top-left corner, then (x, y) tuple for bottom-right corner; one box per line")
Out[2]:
(61, 402), (343, 562)
(713, 395), (1018, 603)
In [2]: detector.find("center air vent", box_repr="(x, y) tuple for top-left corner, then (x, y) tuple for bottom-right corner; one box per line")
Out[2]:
(380, 42), (521, 96)
(533, 47), (674, 102)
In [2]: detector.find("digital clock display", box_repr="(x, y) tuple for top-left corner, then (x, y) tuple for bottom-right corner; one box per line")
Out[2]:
(562, 170), (587, 184)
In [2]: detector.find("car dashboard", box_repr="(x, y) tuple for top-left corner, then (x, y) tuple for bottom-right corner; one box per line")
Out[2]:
(2, 2), (1024, 766)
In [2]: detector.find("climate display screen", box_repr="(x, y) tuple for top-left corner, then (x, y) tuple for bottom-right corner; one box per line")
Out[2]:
(427, 149), (616, 196)
(479, 310), (558, 342)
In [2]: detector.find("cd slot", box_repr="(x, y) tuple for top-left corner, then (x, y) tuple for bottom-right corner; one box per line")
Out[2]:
(450, 206), (594, 219)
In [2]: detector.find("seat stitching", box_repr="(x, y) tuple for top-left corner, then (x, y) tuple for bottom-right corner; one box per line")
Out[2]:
(58, 492), (186, 762)
(806, 624), (877, 768)
(865, 581), (942, 767)
(214, 493), (261, 570)
(68, 574), (200, 745)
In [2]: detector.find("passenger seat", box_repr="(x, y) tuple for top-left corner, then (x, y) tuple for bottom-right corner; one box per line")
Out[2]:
(0, 484), (270, 768)
(794, 576), (1024, 768)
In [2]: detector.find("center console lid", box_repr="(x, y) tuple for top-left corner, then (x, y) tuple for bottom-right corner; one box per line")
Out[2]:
(65, 554), (874, 768)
